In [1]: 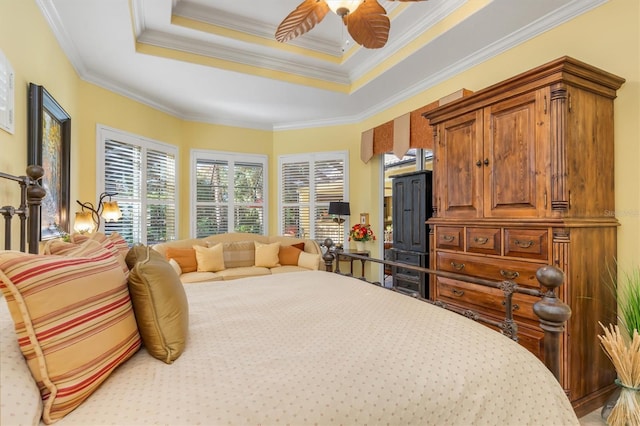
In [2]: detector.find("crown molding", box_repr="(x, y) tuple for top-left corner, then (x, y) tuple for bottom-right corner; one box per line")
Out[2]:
(173, 0), (344, 56)
(137, 29), (351, 85)
(35, 0), (88, 77)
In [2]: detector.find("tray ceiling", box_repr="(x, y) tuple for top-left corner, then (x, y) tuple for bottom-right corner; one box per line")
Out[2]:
(38, 0), (605, 130)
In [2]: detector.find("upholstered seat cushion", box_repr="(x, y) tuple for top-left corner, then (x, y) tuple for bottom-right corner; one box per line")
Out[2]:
(181, 271), (224, 283)
(218, 266), (271, 280)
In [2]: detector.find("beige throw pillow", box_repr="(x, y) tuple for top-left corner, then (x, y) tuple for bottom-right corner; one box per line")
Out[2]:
(194, 243), (225, 272)
(254, 241), (281, 268)
(298, 251), (321, 270)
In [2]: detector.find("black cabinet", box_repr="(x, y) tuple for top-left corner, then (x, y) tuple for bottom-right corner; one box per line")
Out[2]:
(391, 171), (432, 298)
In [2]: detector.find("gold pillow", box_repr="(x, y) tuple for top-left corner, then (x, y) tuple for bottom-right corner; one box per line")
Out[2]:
(194, 243), (225, 272)
(126, 245), (189, 364)
(254, 241), (281, 268)
(298, 251), (321, 270)
(0, 248), (141, 424)
(164, 247), (197, 273)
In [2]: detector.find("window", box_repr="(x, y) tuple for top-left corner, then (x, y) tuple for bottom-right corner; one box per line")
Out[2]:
(279, 151), (348, 244)
(191, 150), (267, 237)
(97, 126), (178, 245)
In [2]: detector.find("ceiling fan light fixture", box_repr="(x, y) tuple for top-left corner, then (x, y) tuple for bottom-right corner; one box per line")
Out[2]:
(326, 0), (364, 16)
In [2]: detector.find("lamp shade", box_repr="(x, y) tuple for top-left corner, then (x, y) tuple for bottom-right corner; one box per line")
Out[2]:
(101, 201), (122, 222)
(326, 0), (363, 15)
(329, 201), (350, 216)
(74, 211), (95, 234)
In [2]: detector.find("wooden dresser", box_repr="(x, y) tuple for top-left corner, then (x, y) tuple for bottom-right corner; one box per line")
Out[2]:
(424, 56), (625, 417)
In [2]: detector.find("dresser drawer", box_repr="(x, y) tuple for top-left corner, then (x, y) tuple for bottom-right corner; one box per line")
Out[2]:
(436, 252), (542, 289)
(466, 227), (501, 255)
(436, 227), (464, 251)
(504, 228), (548, 260)
(393, 251), (425, 266)
(435, 277), (540, 323)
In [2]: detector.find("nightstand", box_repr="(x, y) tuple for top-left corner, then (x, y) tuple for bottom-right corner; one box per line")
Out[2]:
(336, 249), (370, 278)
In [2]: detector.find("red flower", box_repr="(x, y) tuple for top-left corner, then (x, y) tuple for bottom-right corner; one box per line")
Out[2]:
(348, 223), (376, 242)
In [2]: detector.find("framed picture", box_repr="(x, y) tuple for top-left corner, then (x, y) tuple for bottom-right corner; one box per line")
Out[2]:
(360, 213), (369, 225)
(28, 83), (71, 240)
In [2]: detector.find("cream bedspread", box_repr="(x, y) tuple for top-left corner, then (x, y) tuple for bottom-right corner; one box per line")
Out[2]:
(3, 271), (578, 425)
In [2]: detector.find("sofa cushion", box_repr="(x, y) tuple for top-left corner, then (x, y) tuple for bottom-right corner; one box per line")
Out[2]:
(0, 248), (141, 424)
(221, 241), (255, 268)
(218, 266), (271, 280)
(125, 245), (189, 364)
(255, 241), (280, 268)
(181, 271), (224, 283)
(278, 243), (304, 266)
(165, 247), (197, 273)
(194, 243), (225, 272)
(270, 265), (311, 274)
(298, 251), (321, 271)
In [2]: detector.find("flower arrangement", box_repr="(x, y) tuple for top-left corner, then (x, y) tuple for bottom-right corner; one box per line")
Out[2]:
(349, 223), (376, 242)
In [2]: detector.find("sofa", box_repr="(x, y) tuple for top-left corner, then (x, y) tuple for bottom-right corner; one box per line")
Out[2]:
(152, 232), (324, 283)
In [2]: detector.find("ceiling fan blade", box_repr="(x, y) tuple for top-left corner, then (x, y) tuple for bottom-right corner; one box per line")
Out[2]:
(344, 0), (390, 49)
(275, 0), (330, 43)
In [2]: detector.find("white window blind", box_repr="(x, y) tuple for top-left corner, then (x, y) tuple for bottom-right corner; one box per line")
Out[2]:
(0, 49), (15, 134)
(191, 150), (267, 238)
(98, 126), (178, 245)
(279, 152), (348, 244)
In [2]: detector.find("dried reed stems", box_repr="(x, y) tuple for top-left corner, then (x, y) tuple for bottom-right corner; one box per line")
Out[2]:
(598, 323), (640, 426)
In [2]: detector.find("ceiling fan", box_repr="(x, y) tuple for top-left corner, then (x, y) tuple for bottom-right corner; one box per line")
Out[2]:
(275, 0), (428, 49)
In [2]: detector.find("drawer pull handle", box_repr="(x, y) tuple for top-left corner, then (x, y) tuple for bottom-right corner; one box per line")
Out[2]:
(452, 289), (465, 297)
(474, 237), (489, 245)
(476, 160), (482, 168)
(501, 300), (520, 311)
(450, 262), (465, 271)
(500, 269), (519, 279)
(442, 235), (455, 242)
(514, 239), (534, 248)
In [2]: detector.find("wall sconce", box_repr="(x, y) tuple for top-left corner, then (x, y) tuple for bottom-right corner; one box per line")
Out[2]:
(328, 201), (350, 248)
(74, 192), (122, 233)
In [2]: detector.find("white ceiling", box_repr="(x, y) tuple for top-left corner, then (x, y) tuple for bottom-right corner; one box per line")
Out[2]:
(37, 0), (605, 130)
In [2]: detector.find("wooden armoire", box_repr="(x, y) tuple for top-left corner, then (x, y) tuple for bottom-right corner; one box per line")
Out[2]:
(391, 171), (432, 298)
(423, 56), (625, 417)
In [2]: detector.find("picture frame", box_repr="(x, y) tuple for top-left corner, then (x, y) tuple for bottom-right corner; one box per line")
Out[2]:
(28, 83), (71, 240)
(360, 213), (369, 225)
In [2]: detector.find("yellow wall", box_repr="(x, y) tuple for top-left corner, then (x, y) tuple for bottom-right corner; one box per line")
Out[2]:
(1, 0), (638, 275)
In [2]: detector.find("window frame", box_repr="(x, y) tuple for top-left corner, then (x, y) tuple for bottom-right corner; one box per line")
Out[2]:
(278, 150), (349, 243)
(96, 124), (179, 244)
(190, 149), (269, 238)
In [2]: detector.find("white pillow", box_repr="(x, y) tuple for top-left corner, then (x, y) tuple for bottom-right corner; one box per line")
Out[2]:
(298, 251), (321, 270)
(1, 299), (43, 426)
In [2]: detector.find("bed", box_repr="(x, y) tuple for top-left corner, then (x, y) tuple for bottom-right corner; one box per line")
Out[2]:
(0, 167), (579, 425)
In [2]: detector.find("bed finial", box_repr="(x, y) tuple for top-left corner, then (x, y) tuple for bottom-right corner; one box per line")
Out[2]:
(533, 265), (571, 381)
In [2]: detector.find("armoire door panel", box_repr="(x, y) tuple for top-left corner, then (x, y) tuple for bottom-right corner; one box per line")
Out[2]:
(440, 110), (483, 218)
(483, 91), (541, 217)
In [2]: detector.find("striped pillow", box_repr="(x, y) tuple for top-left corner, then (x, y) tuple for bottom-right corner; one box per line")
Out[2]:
(43, 233), (129, 276)
(221, 241), (255, 268)
(0, 247), (141, 424)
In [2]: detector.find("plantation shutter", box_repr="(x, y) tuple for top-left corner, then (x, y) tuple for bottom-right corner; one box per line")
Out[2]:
(195, 159), (229, 237)
(281, 161), (310, 238)
(146, 149), (176, 244)
(234, 162), (264, 234)
(279, 152), (348, 243)
(104, 139), (142, 243)
(100, 127), (178, 245)
(192, 152), (267, 237)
